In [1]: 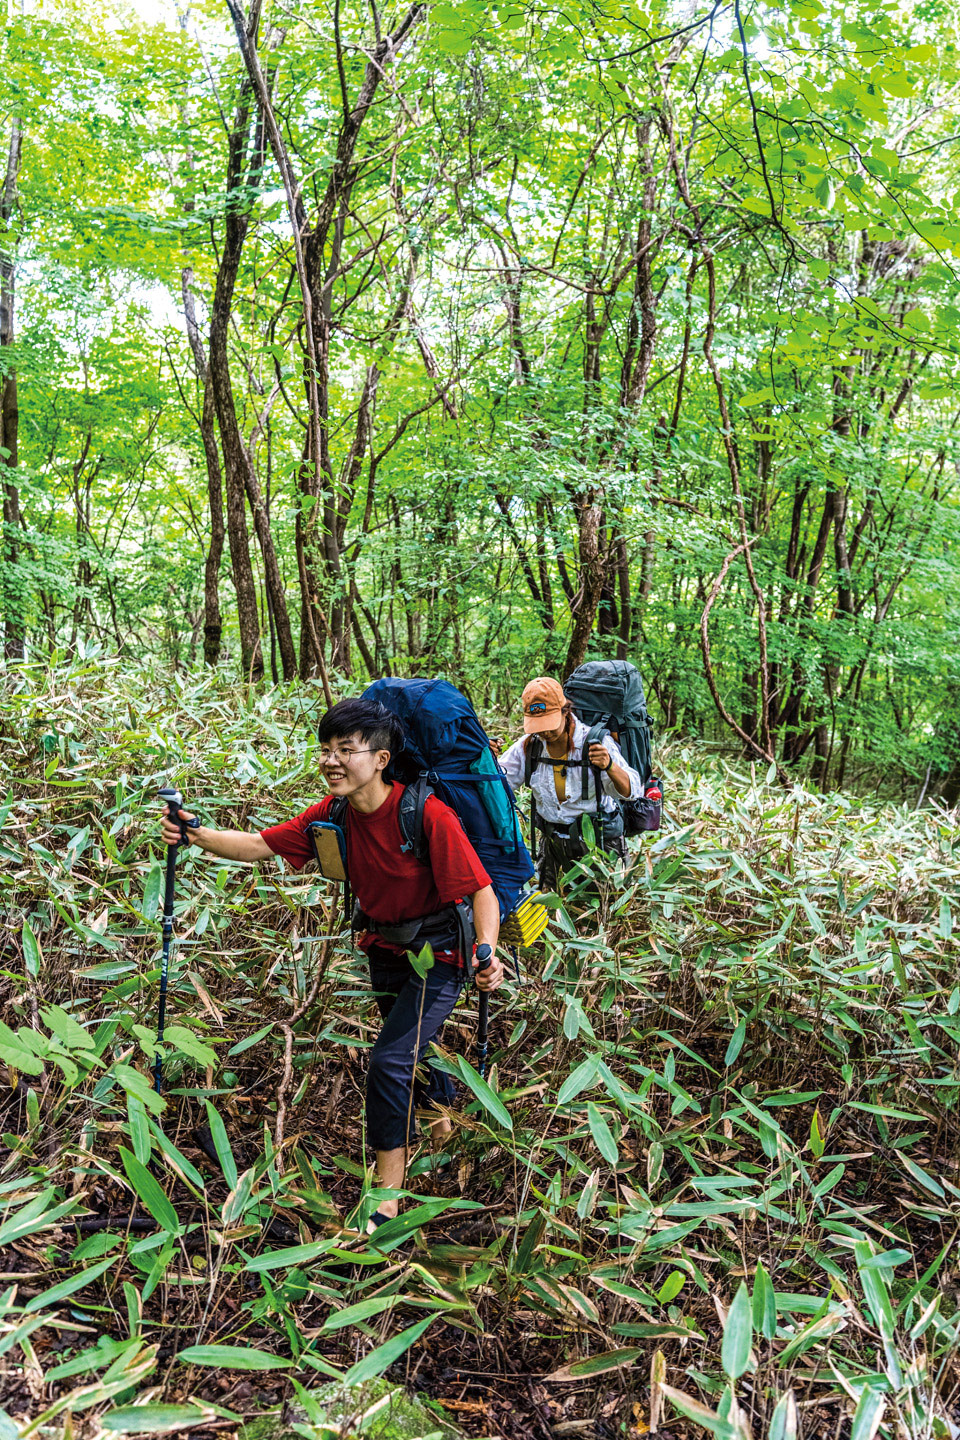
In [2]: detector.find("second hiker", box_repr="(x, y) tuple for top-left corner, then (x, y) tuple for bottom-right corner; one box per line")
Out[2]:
(499, 676), (642, 888)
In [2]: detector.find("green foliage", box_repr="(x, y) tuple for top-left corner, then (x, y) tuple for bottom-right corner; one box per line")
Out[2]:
(0, 662), (958, 1432)
(0, 0), (959, 781)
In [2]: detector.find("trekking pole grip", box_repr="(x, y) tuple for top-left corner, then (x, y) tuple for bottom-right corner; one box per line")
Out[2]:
(475, 942), (493, 975)
(159, 786), (198, 846)
(159, 786), (184, 845)
(474, 943), (493, 1080)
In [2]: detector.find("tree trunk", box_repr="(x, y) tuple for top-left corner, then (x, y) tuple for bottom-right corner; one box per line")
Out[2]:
(1, 122), (23, 660)
(181, 270), (225, 668)
(206, 86), (263, 680)
(241, 452), (297, 679)
(565, 123), (660, 676)
(204, 70), (300, 683)
(563, 496), (605, 678)
(209, 333), (261, 675)
(296, 429), (325, 679)
(615, 531), (631, 660)
(200, 372), (226, 667)
(226, 0), (425, 679)
(534, 500), (555, 632)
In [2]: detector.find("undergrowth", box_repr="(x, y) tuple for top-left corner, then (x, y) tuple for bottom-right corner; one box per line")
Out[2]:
(0, 651), (958, 1440)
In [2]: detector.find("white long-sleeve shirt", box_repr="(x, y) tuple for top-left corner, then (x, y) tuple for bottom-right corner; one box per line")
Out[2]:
(499, 717), (642, 826)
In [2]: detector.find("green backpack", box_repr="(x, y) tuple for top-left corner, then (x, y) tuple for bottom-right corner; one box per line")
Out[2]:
(564, 660), (652, 780)
(563, 660), (660, 835)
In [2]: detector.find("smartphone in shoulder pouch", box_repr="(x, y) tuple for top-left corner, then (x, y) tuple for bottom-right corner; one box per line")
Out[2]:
(306, 820), (348, 882)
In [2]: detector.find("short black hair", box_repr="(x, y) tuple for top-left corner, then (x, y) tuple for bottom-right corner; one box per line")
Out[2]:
(316, 699), (404, 759)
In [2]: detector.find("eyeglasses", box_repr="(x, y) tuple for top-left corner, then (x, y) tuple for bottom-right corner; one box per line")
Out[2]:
(318, 747), (377, 765)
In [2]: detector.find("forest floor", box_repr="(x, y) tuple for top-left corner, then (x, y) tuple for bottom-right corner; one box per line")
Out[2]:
(0, 658), (959, 1440)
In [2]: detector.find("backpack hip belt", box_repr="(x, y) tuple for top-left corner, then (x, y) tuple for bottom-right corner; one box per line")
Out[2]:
(353, 898), (476, 959)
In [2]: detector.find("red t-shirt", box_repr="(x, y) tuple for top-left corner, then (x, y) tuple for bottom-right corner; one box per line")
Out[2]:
(260, 783), (491, 965)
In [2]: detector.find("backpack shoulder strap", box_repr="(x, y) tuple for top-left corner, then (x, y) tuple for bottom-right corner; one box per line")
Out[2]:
(328, 796), (349, 829)
(523, 736), (545, 788)
(398, 777), (432, 865)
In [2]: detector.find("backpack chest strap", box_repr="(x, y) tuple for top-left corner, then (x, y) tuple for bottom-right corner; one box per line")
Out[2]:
(525, 727), (610, 803)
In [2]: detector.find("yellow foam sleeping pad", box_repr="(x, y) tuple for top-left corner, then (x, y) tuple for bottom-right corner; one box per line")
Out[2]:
(499, 886), (551, 947)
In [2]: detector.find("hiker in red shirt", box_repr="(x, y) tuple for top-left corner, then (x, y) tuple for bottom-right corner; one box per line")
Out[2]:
(160, 698), (502, 1234)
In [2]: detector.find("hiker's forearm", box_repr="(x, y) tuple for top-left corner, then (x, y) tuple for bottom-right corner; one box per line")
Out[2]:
(472, 885), (500, 950)
(608, 763), (633, 798)
(191, 827), (274, 863)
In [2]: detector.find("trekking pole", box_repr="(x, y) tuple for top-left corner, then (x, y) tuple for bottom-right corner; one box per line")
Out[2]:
(474, 943), (493, 1080)
(156, 787), (190, 1096)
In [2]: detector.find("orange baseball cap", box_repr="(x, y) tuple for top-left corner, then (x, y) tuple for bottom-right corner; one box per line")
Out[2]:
(521, 677), (566, 734)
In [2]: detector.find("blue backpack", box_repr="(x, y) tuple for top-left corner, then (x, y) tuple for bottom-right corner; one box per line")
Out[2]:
(361, 677), (535, 920)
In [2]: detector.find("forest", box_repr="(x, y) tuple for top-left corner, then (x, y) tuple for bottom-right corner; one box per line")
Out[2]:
(1, 0), (960, 1435)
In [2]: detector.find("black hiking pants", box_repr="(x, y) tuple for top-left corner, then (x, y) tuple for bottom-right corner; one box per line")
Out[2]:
(365, 944), (464, 1151)
(538, 822), (627, 890)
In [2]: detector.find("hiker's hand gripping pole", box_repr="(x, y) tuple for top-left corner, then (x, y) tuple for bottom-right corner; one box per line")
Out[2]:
(155, 787), (199, 1095)
(474, 943), (494, 1080)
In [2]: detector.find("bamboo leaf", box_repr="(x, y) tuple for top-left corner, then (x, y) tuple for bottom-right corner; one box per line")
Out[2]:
(769, 1390), (798, 1440)
(752, 1260), (777, 1340)
(657, 1271), (685, 1304)
(660, 1383), (739, 1438)
(126, 1094), (151, 1165)
(938, 897), (952, 939)
(455, 1054), (513, 1131)
(204, 1100), (238, 1188)
(850, 1385), (886, 1440)
(101, 1404), (211, 1434)
(227, 1022), (274, 1055)
(725, 1017), (747, 1067)
(24, 1256), (116, 1313)
(21, 922), (41, 980)
(0, 1192), (81, 1247)
(901, 1156), (944, 1197)
(366, 1199), (475, 1252)
(322, 1295), (398, 1331)
(557, 1053), (601, 1104)
(142, 862), (163, 921)
(146, 1119), (205, 1191)
(546, 1347), (643, 1381)
(246, 1239), (339, 1273)
(344, 1315), (436, 1385)
(721, 1281), (753, 1379)
(118, 1148), (179, 1234)
(649, 1350), (666, 1432)
(176, 1344), (290, 1370)
(809, 1108), (825, 1158)
(586, 1101), (619, 1165)
(221, 1167), (256, 1226)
